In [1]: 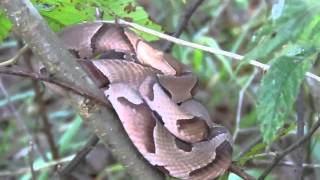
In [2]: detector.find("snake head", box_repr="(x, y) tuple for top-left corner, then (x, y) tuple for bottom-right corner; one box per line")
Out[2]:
(124, 30), (185, 76)
(135, 41), (176, 75)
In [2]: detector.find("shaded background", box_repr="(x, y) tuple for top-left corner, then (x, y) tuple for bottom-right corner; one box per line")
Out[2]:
(0, 0), (320, 179)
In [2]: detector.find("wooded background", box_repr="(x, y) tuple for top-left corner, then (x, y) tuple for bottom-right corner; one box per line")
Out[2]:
(0, 0), (320, 179)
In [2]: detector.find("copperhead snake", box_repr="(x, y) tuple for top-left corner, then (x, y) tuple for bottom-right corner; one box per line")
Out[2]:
(59, 22), (233, 180)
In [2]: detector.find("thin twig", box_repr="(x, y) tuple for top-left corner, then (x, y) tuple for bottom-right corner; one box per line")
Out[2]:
(237, 136), (263, 159)
(0, 44), (29, 67)
(233, 69), (258, 141)
(99, 19), (320, 83)
(163, 0), (206, 52)
(59, 134), (99, 177)
(294, 86), (305, 180)
(251, 160), (320, 169)
(0, 78), (31, 138)
(34, 79), (60, 160)
(0, 78), (45, 158)
(305, 89), (318, 179)
(0, 78), (46, 172)
(28, 140), (36, 180)
(258, 115), (320, 180)
(229, 164), (255, 180)
(21, 43), (60, 161)
(0, 68), (109, 106)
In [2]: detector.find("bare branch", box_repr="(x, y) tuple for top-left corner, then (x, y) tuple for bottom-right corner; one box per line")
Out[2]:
(59, 134), (99, 177)
(237, 136), (263, 159)
(0, 68), (108, 106)
(252, 160), (320, 169)
(233, 69), (258, 141)
(229, 164), (255, 180)
(28, 141), (37, 180)
(0, 45), (29, 67)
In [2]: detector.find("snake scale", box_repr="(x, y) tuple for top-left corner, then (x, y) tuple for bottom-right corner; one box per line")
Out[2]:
(59, 22), (233, 180)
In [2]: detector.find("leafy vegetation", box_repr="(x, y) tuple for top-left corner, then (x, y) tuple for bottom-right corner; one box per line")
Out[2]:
(253, 0), (320, 142)
(1, 0), (320, 179)
(0, 0), (161, 41)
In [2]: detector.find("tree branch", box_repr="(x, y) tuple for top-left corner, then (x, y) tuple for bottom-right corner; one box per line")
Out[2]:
(0, 44), (29, 67)
(229, 164), (255, 180)
(0, 68), (109, 106)
(0, 1), (163, 179)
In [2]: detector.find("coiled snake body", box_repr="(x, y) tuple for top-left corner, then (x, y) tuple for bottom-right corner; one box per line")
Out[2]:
(59, 22), (233, 180)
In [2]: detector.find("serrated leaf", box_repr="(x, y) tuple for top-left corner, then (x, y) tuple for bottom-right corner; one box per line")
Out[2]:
(1, 0), (161, 41)
(97, 0), (161, 41)
(30, 0), (162, 41)
(32, 0), (96, 31)
(257, 54), (314, 143)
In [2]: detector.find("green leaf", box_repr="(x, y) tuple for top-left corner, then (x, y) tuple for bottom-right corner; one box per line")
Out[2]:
(32, 0), (96, 32)
(97, 0), (161, 41)
(0, 10), (12, 42)
(193, 49), (203, 73)
(30, 0), (162, 40)
(257, 52), (314, 143)
(1, 0), (161, 42)
(247, 0), (320, 144)
(246, 0), (318, 61)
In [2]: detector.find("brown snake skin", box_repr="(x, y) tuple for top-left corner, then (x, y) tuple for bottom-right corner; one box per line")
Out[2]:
(59, 22), (233, 180)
